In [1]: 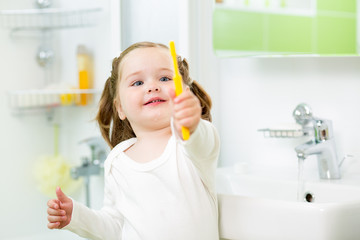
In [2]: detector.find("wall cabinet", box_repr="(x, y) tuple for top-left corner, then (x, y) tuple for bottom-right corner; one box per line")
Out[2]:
(213, 0), (357, 56)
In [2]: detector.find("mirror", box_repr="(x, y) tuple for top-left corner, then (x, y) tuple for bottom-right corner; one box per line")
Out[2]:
(213, 0), (357, 57)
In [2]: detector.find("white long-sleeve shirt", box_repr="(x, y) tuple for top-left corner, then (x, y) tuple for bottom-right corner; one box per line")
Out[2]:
(64, 119), (220, 240)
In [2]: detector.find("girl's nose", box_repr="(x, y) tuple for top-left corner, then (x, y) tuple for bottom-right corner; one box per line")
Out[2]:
(147, 85), (160, 93)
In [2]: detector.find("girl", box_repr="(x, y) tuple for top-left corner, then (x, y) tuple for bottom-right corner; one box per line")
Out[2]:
(46, 42), (220, 240)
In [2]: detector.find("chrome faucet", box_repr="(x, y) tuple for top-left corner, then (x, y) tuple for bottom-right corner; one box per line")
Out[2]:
(293, 104), (341, 180)
(71, 137), (109, 206)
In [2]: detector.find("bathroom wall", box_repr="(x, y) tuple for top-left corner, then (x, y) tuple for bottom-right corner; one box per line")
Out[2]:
(217, 56), (360, 177)
(121, 0), (179, 48)
(0, 0), (116, 239)
(0, 1), (56, 237)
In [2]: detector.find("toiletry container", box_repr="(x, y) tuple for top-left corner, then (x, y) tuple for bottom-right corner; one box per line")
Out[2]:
(77, 45), (93, 105)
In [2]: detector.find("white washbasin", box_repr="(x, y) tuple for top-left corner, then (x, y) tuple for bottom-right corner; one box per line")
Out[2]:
(216, 167), (360, 240)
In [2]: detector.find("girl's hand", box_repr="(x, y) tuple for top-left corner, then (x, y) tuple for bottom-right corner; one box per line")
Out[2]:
(170, 88), (201, 138)
(47, 187), (73, 229)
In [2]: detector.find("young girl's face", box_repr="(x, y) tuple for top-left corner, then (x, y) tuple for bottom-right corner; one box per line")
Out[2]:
(115, 47), (175, 132)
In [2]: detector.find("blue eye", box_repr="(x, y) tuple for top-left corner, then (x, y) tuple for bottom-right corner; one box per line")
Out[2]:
(160, 77), (171, 82)
(132, 81), (143, 86)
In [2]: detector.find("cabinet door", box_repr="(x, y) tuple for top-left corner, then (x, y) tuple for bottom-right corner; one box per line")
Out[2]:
(213, 0), (357, 56)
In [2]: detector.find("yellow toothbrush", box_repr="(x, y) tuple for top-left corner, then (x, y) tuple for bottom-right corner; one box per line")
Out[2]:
(169, 41), (190, 140)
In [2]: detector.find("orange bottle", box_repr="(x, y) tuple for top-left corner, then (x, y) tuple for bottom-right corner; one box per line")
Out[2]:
(77, 45), (93, 105)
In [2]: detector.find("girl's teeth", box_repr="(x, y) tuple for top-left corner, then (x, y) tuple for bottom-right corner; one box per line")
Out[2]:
(146, 99), (163, 105)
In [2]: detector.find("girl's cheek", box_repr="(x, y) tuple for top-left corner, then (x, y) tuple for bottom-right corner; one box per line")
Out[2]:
(167, 88), (176, 100)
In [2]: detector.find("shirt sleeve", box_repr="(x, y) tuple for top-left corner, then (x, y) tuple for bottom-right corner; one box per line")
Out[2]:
(179, 119), (220, 194)
(63, 165), (124, 240)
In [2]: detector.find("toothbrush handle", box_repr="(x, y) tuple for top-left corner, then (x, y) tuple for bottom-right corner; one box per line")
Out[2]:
(169, 41), (190, 140)
(181, 126), (190, 141)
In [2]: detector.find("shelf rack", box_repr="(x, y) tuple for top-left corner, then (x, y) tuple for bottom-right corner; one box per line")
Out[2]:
(1, 5), (103, 117)
(8, 88), (102, 111)
(0, 7), (102, 32)
(258, 128), (305, 138)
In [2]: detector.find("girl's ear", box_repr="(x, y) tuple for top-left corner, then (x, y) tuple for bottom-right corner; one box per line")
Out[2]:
(114, 99), (126, 120)
(118, 111), (126, 120)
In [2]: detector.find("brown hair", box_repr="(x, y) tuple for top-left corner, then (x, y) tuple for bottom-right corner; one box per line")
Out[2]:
(96, 41), (212, 149)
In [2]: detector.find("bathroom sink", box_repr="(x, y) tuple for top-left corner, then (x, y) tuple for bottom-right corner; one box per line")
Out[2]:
(216, 167), (360, 240)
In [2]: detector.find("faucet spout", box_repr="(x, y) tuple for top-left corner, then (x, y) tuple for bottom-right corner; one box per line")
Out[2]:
(295, 138), (340, 179)
(294, 117), (341, 179)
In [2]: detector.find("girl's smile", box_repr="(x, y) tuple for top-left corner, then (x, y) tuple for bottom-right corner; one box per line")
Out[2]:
(144, 97), (166, 106)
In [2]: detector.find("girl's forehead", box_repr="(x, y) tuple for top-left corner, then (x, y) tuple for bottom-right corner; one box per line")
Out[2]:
(119, 47), (172, 77)
(124, 47), (170, 65)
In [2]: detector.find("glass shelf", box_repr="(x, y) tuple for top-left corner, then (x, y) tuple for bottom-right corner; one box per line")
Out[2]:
(0, 7), (101, 31)
(8, 89), (102, 111)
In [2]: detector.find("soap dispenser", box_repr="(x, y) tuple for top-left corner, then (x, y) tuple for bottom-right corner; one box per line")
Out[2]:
(77, 45), (93, 106)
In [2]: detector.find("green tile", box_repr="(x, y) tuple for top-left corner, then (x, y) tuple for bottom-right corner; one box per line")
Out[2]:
(268, 15), (313, 53)
(316, 16), (356, 54)
(317, 0), (356, 13)
(213, 9), (264, 51)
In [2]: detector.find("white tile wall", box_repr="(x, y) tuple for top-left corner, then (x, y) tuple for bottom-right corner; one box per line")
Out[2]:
(218, 56), (360, 177)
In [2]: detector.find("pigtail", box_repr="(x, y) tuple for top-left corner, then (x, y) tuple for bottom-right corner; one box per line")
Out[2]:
(190, 81), (212, 122)
(111, 117), (135, 149)
(178, 57), (212, 122)
(96, 77), (117, 148)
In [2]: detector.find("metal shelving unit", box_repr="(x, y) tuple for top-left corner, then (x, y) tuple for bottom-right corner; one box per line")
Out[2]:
(1, 2), (102, 115)
(0, 7), (101, 32)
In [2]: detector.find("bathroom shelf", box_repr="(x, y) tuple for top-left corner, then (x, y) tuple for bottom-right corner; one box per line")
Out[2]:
(0, 7), (101, 32)
(258, 128), (305, 138)
(2, 5), (103, 118)
(8, 88), (102, 111)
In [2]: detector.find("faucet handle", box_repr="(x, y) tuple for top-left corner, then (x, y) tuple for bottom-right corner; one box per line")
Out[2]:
(79, 136), (107, 149)
(293, 103), (313, 126)
(79, 136), (109, 162)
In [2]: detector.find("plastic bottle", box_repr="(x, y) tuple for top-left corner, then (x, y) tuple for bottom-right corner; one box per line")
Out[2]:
(77, 45), (93, 106)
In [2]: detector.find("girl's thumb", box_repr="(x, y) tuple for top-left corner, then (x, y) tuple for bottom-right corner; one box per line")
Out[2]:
(56, 186), (69, 203)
